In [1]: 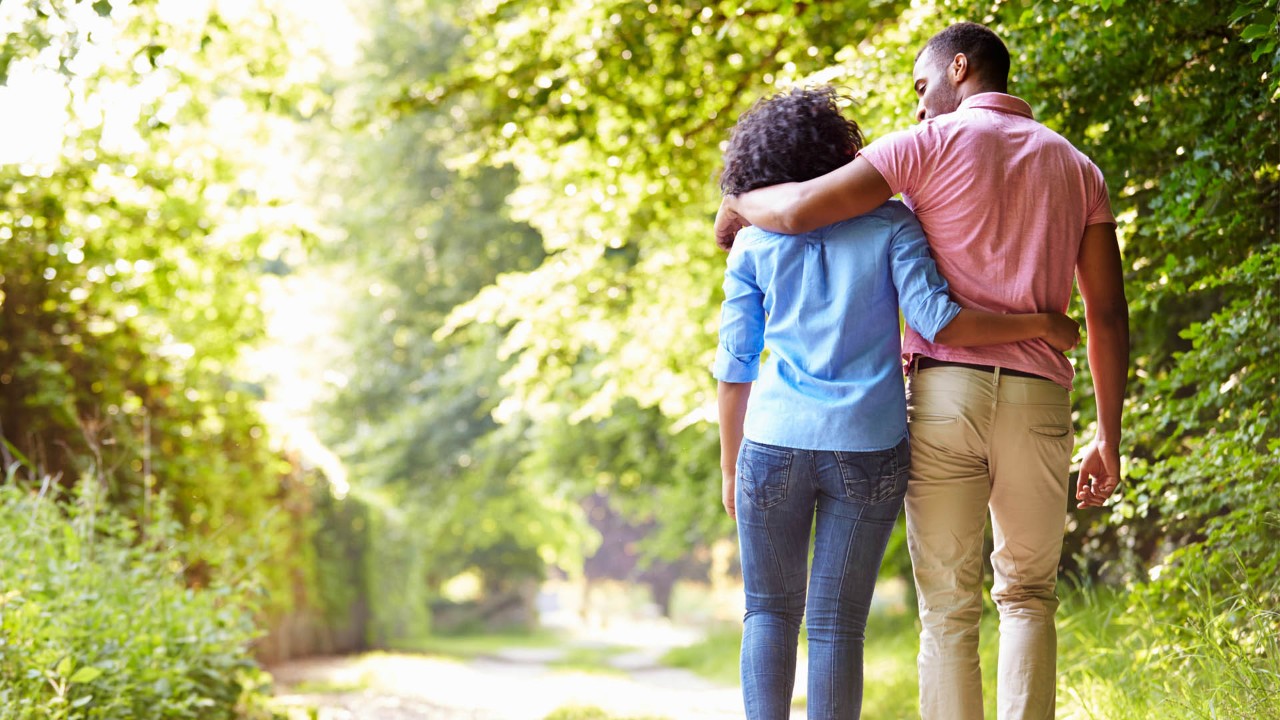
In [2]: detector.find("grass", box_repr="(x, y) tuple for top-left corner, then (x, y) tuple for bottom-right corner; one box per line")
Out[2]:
(394, 626), (634, 675)
(658, 582), (1280, 720)
(660, 625), (745, 686)
(1055, 581), (1280, 720)
(388, 627), (561, 659)
(343, 572), (1278, 720)
(284, 676), (373, 695)
(547, 645), (632, 676)
(659, 608), (985, 719)
(860, 609), (934, 719)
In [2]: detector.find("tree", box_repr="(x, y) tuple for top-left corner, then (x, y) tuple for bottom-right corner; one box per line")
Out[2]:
(312, 0), (590, 626)
(414, 0), (1279, 601)
(0, 0), (336, 611)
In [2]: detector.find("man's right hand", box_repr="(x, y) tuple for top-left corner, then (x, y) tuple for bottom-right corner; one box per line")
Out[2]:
(715, 197), (749, 251)
(1042, 312), (1081, 352)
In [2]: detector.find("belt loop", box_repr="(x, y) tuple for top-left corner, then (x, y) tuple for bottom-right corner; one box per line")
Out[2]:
(992, 366), (1001, 410)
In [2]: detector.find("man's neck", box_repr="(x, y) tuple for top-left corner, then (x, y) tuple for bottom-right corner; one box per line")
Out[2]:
(958, 84), (1009, 103)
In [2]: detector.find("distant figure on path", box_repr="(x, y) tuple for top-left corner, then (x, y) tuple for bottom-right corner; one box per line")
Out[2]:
(714, 22), (1130, 720)
(713, 85), (1081, 720)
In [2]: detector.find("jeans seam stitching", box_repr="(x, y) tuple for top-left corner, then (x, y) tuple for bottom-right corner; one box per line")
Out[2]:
(831, 504), (863, 715)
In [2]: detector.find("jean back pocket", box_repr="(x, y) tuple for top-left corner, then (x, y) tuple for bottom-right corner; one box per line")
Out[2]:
(835, 438), (910, 504)
(737, 440), (794, 510)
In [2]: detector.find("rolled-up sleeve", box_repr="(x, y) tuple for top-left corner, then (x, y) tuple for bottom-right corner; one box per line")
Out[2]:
(889, 212), (961, 343)
(713, 245), (765, 382)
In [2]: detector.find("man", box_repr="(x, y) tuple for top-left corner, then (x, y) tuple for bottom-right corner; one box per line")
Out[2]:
(713, 22), (1129, 720)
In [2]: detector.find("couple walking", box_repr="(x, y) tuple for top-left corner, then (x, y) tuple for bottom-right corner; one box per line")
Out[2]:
(712, 22), (1129, 720)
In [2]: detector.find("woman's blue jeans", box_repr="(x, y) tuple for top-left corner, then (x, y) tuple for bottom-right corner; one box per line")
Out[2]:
(736, 436), (909, 720)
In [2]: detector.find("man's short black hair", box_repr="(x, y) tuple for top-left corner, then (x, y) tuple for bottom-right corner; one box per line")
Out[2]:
(920, 22), (1010, 91)
(719, 86), (863, 197)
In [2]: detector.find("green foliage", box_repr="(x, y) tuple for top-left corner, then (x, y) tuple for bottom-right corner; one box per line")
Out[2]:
(305, 481), (371, 632)
(510, 403), (725, 563)
(1059, 577), (1280, 719)
(0, 0), (399, 680)
(547, 646), (630, 676)
(0, 0), (322, 614)
(662, 585), (1280, 719)
(359, 490), (433, 646)
(412, 0), (1280, 603)
(6, 0), (1275, 684)
(313, 0), (590, 615)
(430, 0), (913, 427)
(659, 625), (745, 687)
(0, 479), (275, 719)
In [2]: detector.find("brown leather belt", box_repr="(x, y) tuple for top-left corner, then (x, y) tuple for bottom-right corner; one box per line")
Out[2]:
(915, 356), (1047, 381)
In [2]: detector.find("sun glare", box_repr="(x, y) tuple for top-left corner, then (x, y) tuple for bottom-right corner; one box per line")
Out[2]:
(1, 0), (366, 497)
(0, 63), (68, 166)
(0, 0), (361, 166)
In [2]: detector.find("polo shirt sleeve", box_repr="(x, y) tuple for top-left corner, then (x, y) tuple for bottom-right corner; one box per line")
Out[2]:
(887, 209), (961, 343)
(712, 242), (765, 383)
(858, 125), (937, 199)
(1084, 161), (1116, 226)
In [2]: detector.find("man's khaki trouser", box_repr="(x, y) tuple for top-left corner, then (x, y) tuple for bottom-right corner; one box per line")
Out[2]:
(905, 365), (1073, 720)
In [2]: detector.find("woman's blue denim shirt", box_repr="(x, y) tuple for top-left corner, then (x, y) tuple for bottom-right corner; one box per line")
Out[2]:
(713, 200), (960, 452)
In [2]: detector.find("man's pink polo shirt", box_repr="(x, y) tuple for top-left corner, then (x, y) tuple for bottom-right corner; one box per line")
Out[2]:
(860, 92), (1115, 389)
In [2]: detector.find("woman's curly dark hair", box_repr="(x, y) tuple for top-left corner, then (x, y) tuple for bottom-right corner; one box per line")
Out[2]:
(719, 86), (863, 196)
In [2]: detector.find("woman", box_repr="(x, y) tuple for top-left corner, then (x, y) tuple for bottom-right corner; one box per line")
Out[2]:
(713, 86), (1078, 719)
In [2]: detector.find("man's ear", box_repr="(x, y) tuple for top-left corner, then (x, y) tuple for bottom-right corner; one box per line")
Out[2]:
(950, 53), (969, 84)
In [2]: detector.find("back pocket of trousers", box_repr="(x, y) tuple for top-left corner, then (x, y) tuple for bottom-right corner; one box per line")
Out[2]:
(836, 440), (909, 504)
(738, 441), (793, 510)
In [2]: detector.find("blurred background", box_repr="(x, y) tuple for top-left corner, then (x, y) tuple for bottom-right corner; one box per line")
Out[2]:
(0, 0), (1276, 718)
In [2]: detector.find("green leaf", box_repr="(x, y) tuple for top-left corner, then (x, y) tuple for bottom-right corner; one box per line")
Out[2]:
(1, 438), (33, 471)
(1252, 40), (1276, 63)
(68, 666), (102, 684)
(1241, 23), (1271, 40)
(91, 0), (112, 17)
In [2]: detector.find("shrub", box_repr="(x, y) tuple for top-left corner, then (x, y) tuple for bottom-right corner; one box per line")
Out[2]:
(0, 475), (276, 719)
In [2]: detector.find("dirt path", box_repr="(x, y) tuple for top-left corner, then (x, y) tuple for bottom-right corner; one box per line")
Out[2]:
(269, 617), (806, 720)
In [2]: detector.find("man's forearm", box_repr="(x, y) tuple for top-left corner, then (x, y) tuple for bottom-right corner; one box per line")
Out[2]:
(731, 183), (810, 235)
(1075, 222), (1130, 445)
(1086, 309), (1129, 443)
(715, 156), (895, 247)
